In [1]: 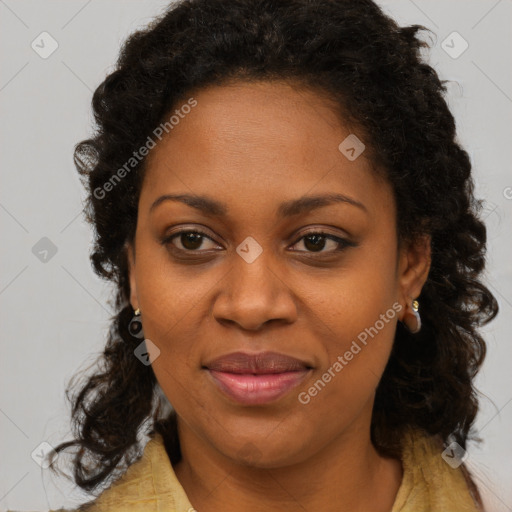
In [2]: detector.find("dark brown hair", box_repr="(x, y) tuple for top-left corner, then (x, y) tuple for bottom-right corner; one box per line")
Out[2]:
(50, 0), (498, 503)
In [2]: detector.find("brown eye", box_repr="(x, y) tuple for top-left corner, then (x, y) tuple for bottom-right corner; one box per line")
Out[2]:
(163, 230), (220, 252)
(179, 232), (205, 250)
(291, 232), (351, 254)
(303, 234), (327, 252)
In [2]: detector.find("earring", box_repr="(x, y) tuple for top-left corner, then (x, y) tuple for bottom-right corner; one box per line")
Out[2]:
(403, 299), (421, 334)
(128, 308), (145, 339)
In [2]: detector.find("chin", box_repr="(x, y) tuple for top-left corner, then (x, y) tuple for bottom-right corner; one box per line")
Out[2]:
(222, 435), (313, 469)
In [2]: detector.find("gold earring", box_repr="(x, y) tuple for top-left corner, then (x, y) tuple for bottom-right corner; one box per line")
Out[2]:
(128, 308), (144, 338)
(403, 299), (421, 334)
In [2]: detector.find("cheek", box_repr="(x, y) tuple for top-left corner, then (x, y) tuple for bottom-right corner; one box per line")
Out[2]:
(132, 247), (227, 399)
(300, 237), (399, 402)
(296, 290), (399, 442)
(305, 286), (398, 407)
(312, 235), (399, 347)
(134, 239), (218, 342)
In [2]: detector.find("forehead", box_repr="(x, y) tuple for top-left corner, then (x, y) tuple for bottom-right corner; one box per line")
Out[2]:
(146, 80), (349, 169)
(140, 80), (391, 220)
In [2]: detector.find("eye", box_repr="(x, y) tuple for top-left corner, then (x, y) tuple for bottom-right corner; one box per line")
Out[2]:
(290, 231), (352, 253)
(163, 229), (221, 252)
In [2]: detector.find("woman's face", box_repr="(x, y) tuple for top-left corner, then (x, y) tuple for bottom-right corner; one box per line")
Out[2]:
(127, 80), (429, 468)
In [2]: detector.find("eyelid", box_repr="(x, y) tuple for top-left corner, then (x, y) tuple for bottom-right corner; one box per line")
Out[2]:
(162, 227), (222, 249)
(292, 226), (350, 241)
(289, 230), (354, 252)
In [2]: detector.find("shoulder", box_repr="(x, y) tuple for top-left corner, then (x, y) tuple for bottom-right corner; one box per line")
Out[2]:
(69, 433), (193, 511)
(391, 428), (482, 512)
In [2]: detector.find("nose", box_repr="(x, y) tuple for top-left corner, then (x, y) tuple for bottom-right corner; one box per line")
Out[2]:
(212, 249), (298, 331)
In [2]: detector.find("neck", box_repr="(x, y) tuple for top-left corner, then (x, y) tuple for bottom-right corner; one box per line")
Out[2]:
(172, 412), (403, 512)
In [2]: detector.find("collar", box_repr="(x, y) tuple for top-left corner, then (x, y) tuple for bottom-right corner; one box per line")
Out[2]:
(84, 428), (480, 511)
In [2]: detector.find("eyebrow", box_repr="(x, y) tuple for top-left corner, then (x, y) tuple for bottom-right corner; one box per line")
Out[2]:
(149, 192), (367, 217)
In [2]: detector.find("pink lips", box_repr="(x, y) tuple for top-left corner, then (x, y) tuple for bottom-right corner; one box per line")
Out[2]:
(204, 351), (312, 405)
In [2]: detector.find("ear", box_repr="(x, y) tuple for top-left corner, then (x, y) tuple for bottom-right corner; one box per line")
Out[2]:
(126, 241), (139, 311)
(397, 235), (431, 319)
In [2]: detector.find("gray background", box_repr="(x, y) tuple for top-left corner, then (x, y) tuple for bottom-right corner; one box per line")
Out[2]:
(1, 1), (511, 510)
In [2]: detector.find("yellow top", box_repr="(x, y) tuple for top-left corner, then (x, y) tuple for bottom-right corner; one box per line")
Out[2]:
(52, 429), (481, 511)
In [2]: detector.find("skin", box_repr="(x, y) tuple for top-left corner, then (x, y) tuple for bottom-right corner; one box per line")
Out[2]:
(126, 80), (431, 512)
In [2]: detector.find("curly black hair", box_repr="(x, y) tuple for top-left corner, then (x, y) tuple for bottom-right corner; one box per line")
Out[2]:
(50, 0), (498, 502)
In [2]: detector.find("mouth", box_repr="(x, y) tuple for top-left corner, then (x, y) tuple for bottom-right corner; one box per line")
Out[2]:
(203, 351), (313, 405)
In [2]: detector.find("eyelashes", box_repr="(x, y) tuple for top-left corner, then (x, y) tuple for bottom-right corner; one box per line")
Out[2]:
(162, 229), (218, 252)
(161, 228), (356, 256)
(290, 232), (354, 253)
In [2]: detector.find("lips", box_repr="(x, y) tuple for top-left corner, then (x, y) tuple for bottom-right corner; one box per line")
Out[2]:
(204, 351), (313, 405)
(205, 351), (311, 373)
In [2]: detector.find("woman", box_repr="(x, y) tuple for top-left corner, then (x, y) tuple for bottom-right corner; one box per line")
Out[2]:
(48, 0), (498, 510)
